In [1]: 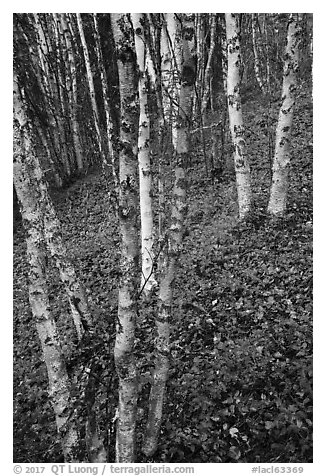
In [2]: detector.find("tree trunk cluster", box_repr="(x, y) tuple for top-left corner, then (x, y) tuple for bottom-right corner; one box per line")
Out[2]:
(13, 11), (306, 463)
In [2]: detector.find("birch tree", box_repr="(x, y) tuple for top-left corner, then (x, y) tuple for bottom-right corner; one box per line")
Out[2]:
(59, 13), (84, 171)
(14, 68), (107, 461)
(93, 13), (119, 192)
(144, 14), (167, 270)
(219, 14), (228, 95)
(50, 13), (72, 177)
(225, 13), (252, 218)
(34, 165), (93, 340)
(263, 14), (272, 94)
(131, 13), (156, 294)
(15, 17), (63, 187)
(195, 14), (205, 113)
(111, 13), (139, 463)
(13, 74), (79, 462)
(160, 19), (173, 122)
(252, 14), (266, 94)
(267, 14), (301, 216)
(77, 14), (105, 164)
(143, 14), (196, 457)
(202, 14), (217, 113)
(32, 14), (68, 181)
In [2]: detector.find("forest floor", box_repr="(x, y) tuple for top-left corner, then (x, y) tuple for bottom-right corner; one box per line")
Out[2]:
(13, 84), (313, 463)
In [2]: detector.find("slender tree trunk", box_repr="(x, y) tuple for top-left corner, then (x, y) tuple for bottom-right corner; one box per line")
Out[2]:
(252, 14), (266, 94)
(267, 14), (301, 216)
(93, 14), (119, 193)
(13, 75), (79, 462)
(165, 14), (183, 148)
(33, 129), (107, 461)
(225, 13), (252, 219)
(33, 13), (66, 179)
(219, 15), (228, 95)
(195, 14), (205, 114)
(263, 14), (271, 94)
(51, 13), (72, 176)
(131, 13), (156, 294)
(202, 14), (217, 113)
(143, 14), (195, 457)
(77, 13), (105, 165)
(160, 19), (173, 123)
(16, 21), (63, 187)
(34, 165), (93, 340)
(60, 13), (84, 171)
(111, 13), (139, 463)
(145, 14), (167, 271)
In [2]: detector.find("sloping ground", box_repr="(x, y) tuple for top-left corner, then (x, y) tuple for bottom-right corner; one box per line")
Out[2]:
(13, 87), (312, 463)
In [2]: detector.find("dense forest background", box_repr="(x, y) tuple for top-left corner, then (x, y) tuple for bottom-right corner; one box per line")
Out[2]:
(13, 12), (313, 464)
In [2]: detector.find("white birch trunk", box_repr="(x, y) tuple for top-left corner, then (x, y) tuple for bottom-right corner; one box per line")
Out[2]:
(93, 14), (119, 193)
(131, 13), (156, 294)
(225, 13), (252, 219)
(77, 13), (105, 164)
(202, 14), (217, 113)
(145, 14), (166, 270)
(33, 14), (64, 177)
(252, 14), (266, 94)
(160, 22), (173, 122)
(13, 76), (79, 462)
(267, 14), (301, 216)
(34, 165), (93, 340)
(165, 14), (182, 148)
(60, 14), (84, 171)
(51, 13), (72, 177)
(111, 13), (139, 463)
(17, 22), (63, 186)
(32, 119), (106, 460)
(263, 14), (271, 94)
(195, 14), (205, 113)
(143, 14), (195, 457)
(220, 15), (228, 95)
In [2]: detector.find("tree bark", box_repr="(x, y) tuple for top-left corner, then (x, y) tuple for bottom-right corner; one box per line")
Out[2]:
(34, 165), (93, 340)
(13, 74), (79, 462)
(219, 15), (228, 95)
(32, 13), (67, 181)
(267, 14), (301, 216)
(143, 14), (195, 457)
(93, 14), (119, 193)
(160, 19), (172, 123)
(131, 13), (156, 295)
(202, 14), (217, 113)
(59, 13), (84, 171)
(144, 14), (167, 272)
(225, 13), (252, 219)
(51, 13), (72, 176)
(111, 13), (139, 463)
(77, 13), (105, 165)
(252, 14), (266, 94)
(195, 13), (205, 114)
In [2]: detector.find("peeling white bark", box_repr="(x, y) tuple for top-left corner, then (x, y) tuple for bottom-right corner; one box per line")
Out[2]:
(268, 14), (301, 216)
(111, 13), (139, 463)
(77, 14), (105, 164)
(131, 13), (156, 294)
(143, 14), (195, 457)
(93, 14), (119, 193)
(13, 75), (79, 462)
(225, 13), (252, 219)
(59, 14), (84, 171)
